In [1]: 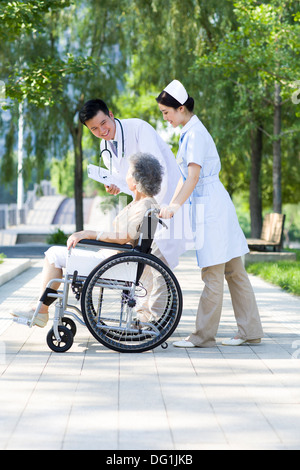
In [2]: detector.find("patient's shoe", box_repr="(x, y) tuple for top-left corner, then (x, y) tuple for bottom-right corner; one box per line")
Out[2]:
(10, 308), (48, 328)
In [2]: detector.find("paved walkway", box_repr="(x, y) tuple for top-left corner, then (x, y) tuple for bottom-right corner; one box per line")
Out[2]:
(0, 252), (300, 450)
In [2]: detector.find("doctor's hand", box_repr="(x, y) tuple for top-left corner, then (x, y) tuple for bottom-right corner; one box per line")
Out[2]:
(105, 184), (120, 195)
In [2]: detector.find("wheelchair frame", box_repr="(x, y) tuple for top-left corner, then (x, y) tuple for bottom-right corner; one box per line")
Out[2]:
(23, 209), (183, 353)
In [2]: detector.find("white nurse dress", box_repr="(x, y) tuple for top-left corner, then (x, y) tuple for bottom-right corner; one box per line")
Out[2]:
(177, 115), (249, 268)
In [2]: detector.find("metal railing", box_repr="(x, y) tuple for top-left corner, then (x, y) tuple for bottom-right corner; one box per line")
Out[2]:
(0, 180), (56, 229)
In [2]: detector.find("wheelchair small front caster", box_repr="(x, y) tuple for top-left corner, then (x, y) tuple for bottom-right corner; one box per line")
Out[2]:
(47, 325), (74, 353)
(161, 342), (168, 349)
(61, 317), (77, 337)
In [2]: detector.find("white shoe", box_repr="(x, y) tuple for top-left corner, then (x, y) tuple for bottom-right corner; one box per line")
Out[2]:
(10, 309), (48, 328)
(173, 339), (196, 348)
(222, 337), (261, 346)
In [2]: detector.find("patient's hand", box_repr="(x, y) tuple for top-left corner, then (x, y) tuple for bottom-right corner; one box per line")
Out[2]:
(67, 232), (83, 249)
(105, 184), (120, 195)
(67, 230), (96, 249)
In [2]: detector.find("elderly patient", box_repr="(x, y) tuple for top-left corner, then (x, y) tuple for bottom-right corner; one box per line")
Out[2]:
(11, 152), (165, 328)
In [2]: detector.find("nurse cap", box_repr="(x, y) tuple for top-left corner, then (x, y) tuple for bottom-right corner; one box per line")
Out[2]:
(164, 79), (188, 105)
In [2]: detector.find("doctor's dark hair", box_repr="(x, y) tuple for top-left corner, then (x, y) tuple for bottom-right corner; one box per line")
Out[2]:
(130, 153), (164, 197)
(156, 90), (194, 112)
(79, 99), (110, 126)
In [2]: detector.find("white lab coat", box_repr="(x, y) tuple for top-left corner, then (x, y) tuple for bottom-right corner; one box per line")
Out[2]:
(177, 115), (249, 268)
(100, 118), (193, 268)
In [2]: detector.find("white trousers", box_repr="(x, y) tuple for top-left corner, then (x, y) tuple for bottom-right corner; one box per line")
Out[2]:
(45, 244), (168, 322)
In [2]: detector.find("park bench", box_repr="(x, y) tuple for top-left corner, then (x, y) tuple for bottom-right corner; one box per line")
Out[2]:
(247, 212), (286, 252)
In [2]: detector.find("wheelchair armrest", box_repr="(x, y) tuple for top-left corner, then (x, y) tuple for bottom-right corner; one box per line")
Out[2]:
(78, 239), (134, 251)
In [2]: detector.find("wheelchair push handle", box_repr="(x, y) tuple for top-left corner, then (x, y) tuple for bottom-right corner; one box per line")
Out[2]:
(144, 208), (168, 229)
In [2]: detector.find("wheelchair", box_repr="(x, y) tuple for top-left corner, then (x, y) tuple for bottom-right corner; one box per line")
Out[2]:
(27, 209), (183, 353)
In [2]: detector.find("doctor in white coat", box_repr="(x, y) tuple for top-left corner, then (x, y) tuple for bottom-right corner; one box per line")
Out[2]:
(156, 80), (264, 348)
(79, 98), (192, 269)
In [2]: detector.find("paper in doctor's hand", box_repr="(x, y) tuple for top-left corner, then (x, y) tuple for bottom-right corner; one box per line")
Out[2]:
(87, 164), (131, 195)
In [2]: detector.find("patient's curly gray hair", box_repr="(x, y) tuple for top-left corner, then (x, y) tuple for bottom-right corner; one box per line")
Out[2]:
(129, 152), (164, 197)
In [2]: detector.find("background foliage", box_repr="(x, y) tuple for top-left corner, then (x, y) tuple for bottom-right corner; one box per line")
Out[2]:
(0, 0), (299, 235)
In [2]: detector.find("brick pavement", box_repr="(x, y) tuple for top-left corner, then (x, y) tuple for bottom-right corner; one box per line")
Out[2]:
(0, 253), (300, 450)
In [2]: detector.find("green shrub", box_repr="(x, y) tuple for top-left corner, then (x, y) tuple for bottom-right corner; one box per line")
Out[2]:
(46, 228), (69, 246)
(247, 250), (300, 296)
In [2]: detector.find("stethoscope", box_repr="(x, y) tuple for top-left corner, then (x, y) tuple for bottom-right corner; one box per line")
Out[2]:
(99, 118), (125, 176)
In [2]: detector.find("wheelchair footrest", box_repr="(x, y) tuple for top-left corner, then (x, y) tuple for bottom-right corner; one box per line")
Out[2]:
(97, 323), (159, 337)
(13, 316), (31, 327)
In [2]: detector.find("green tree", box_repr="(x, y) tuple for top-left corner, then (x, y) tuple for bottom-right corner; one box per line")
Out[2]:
(0, 0), (98, 227)
(119, 0), (299, 238)
(193, 0), (300, 235)
(1, 0), (127, 230)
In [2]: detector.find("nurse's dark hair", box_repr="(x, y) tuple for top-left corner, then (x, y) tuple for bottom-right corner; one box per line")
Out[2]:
(156, 90), (194, 112)
(130, 153), (164, 197)
(79, 99), (110, 126)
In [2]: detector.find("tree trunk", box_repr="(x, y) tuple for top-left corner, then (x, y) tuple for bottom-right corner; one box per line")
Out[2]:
(17, 101), (24, 217)
(71, 120), (84, 232)
(249, 126), (263, 237)
(273, 82), (282, 214)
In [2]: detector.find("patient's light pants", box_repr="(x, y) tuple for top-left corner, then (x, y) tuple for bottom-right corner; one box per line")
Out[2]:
(45, 244), (168, 323)
(45, 245), (115, 269)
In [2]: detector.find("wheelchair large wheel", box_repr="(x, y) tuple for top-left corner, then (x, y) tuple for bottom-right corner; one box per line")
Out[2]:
(81, 252), (182, 353)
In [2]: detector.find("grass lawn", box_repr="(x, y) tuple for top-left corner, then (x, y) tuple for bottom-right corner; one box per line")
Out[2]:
(246, 249), (300, 296)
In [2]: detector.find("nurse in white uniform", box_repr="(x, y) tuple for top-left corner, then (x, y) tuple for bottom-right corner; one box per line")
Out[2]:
(156, 80), (264, 348)
(79, 99), (192, 269)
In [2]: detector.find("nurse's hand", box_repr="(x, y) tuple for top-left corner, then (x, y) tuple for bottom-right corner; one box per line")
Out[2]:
(159, 206), (175, 219)
(105, 184), (120, 195)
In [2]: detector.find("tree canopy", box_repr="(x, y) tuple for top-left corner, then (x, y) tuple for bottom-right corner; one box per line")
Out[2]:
(0, 0), (299, 233)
